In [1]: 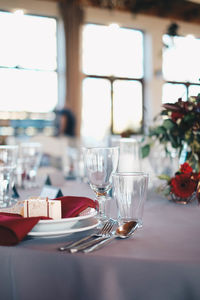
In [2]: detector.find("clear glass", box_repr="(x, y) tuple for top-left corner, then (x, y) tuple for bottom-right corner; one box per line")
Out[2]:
(0, 145), (18, 207)
(162, 34), (200, 83)
(162, 83), (187, 104)
(118, 138), (141, 172)
(16, 143), (42, 189)
(82, 24), (144, 78)
(113, 80), (143, 133)
(112, 172), (149, 226)
(81, 78), (111, 144)
(84, 147), (119, 221)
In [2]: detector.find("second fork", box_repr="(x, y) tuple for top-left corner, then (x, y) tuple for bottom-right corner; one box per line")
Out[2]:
(59, 218), (116, 251)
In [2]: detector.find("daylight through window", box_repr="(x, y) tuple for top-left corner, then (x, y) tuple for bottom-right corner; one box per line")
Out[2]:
(81, 23), (144, 142)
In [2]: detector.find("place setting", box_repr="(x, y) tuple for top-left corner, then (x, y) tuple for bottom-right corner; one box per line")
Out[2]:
(59, 145), (148, 253)
(0, 144), (149, 252)
(60, 169), (149, 254)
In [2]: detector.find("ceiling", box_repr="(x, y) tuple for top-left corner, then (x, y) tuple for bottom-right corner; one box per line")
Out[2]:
(78, 0), (200, 25)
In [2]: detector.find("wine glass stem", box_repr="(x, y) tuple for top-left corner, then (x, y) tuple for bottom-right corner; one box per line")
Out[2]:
(96, 194), (108, 221)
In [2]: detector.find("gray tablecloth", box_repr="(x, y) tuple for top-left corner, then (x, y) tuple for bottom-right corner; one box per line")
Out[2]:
(0, 169), (200, 300)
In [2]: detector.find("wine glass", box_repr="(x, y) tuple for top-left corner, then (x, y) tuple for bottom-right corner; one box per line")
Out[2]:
(0, 145), (18, 207)
(17, 142), (42, 189)
(84, 146), (119, 221)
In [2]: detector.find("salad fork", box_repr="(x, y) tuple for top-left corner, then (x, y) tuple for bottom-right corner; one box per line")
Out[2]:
(59, 218), (116, 251)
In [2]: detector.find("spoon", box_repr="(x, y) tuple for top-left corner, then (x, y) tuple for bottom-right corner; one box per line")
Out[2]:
(70, 220), (139, 253)
(115, 220), (138, 238)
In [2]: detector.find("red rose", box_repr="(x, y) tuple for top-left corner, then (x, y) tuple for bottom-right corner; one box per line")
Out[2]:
(171, 173), (196, 198)
(171, 111), (184, 122)
(180, 162), (193, 174)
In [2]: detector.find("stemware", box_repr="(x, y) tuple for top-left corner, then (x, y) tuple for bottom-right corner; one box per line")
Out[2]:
(0, 145), (18, 207)
(16, 142), (42, 189)
(84, 146), (119, 221)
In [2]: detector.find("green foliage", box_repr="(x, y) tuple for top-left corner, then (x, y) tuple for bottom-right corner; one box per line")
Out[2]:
(141, 95), (200, 172)
(163, 119), (175, 130)
(141, 144), (150, 158)
(158, 174), (171, 182)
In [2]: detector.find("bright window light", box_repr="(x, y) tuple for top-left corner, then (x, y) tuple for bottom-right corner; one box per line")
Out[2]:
(163, 34), (200, 83)
(0, 11), (57, 112)
(113, 80), (143, 133)
(82, 24), (143, 78)
(82, 23), (144, 142)
(162, 83), (187, 103)
(81, 78), (111, 143)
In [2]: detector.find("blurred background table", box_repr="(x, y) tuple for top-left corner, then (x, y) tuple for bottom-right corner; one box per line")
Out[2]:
(0, 168), (200, 300)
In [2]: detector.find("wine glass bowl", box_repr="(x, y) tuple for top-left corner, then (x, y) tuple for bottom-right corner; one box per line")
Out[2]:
(84, 146), (119, 220)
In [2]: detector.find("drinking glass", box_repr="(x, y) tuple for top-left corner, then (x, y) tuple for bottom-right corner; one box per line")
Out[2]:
(118, 138), (141, 172)
(0, 145), (18, 207)
(112, 172), (149, 227)
(84, 146), (119, 221)
(17, 142), (42, 189)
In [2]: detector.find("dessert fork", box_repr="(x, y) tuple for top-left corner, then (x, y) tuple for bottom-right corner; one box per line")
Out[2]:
(59, 218), (116, 251)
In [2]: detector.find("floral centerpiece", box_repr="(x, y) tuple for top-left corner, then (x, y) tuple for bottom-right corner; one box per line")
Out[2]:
(157, 162), (200, 204)
(142, 94), (200, 172)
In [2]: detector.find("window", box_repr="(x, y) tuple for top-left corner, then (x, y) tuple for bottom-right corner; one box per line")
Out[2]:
(0, 10), (57, 112)
(0, 10), (58, 137)
(81, 23), (144, 142)
(162, 34), (200, 103)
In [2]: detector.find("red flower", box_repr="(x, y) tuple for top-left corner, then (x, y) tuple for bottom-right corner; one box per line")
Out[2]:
(180, 162), (193, 174)
(171, 111), (184, 122)
(171, 173), (196, 198)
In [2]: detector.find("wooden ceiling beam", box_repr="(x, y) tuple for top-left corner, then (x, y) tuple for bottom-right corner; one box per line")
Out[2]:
(78, 0), (200, 24)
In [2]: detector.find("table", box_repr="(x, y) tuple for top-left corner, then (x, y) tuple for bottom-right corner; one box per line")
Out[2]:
(0, 168), (200, 300)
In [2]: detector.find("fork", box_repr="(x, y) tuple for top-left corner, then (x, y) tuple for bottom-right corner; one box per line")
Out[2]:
(59, 219), (116, 251)
(69, 220), (116, 253)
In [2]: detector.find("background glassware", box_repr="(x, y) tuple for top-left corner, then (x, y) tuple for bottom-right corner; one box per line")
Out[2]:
(84, 146), (119, 220)
(112, 172), (149, 227)
(118, 138), (141, 172)
(0, 145), (18, 207)
(17, 142), (42, 189)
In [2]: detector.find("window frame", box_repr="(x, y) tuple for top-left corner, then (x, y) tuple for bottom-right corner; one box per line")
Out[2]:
(0, 9), (58, 112)
(0, 8), (61, 138)
(162, 33), (200, 101)
(82, 22), (145, 135)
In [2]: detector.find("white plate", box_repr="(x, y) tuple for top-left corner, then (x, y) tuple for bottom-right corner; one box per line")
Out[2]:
(31, 208), (97, 232)
(28, 218), (99, 238)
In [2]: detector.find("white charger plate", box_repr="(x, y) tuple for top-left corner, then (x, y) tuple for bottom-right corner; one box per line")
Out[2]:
(28, 218), (99, 238)
(31, 208), (97, 232)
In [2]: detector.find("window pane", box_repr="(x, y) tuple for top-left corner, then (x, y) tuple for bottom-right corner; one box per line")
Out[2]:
(81, 78), (111, 144)
(0, 69), (58, 112)
(113, 80), (142, 134)
(188, 85), (200, 97)
(82, 24), (143, 78)
(0, 11), (58, 113)
(163, 34), (200, 83)
(0, 11), (57, 70)
(162, 83), (187, 103)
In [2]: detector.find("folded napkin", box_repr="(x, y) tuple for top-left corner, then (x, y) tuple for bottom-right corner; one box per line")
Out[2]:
(55, 196), (96, 218)
(0, 213), (43, 246)
(0, 196), (96, 246)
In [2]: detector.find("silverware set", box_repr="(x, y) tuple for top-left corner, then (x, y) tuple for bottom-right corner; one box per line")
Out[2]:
(59, 219), (138, 253)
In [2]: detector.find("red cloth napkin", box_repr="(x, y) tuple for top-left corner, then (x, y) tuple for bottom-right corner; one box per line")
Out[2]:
(55, 196), (96, 218)
(0, 196), (96, 246)
(0, 213), (42, 246)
